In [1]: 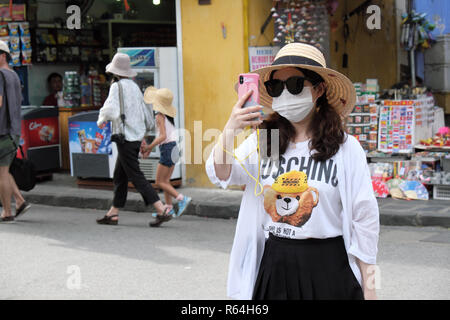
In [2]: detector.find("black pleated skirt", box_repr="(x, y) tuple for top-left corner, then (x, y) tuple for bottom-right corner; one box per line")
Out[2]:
(252, 234), (364, 300)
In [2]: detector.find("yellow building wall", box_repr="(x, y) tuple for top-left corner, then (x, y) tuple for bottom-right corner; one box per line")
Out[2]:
(248, 0), (274, 47)
(181, 0), (246, 187)
(329, 0), (398, 89)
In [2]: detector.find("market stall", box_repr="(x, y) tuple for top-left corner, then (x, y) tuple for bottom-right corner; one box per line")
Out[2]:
(348, 80), (450, 201)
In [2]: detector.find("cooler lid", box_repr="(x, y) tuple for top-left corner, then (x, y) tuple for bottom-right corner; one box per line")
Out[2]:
(68, 110), (100, 122)
(21, 106), (59, 119)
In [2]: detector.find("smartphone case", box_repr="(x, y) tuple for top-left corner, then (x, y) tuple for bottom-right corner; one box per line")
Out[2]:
(238, 73), (260, 108)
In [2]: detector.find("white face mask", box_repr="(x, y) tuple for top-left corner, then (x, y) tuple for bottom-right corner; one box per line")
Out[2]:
(272, 87), (315, 123)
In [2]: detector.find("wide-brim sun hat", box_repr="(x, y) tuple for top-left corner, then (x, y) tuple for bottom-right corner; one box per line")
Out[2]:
(252, 42), (356, 118)
(143, 86), (157, 104)
(144, 87), (177, 118)
(106, 52), (137, 78)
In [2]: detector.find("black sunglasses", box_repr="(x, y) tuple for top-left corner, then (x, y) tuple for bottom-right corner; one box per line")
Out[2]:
(264, 76), (306, 98)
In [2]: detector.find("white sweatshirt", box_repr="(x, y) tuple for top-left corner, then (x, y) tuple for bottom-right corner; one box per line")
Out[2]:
(205, 132), (380, 300)
(97, 79), (154, 142)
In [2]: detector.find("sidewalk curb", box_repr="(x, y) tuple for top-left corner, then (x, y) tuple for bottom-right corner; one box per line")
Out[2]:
(23, 192), (450, 227)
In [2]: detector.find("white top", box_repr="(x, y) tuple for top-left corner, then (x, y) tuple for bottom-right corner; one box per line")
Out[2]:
(261, 139), (343, 240)
(97, 79), (154, 142)
(205, 133), (380, 300)
(156, 112), (177, 145)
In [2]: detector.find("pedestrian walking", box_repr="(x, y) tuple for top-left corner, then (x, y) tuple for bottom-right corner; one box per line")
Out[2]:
(0, 40), (31, 223)
(206, 43), (379, 300)
(96, 53), (172, 227)
(141, 87), (191, 217)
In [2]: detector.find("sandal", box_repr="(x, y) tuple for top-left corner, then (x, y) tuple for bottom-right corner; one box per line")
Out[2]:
(0, 216), (15, 223)
(149, 208), (172, 228)
(15, 202), (31, 219)
(96, 214), (119, 225)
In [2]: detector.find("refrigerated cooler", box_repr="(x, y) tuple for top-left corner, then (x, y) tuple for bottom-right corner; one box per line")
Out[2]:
(68, 110), (117, 178)
(117, 47), (182, 182)
(20, 106), (60, 172)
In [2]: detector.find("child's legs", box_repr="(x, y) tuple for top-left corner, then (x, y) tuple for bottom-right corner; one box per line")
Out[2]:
(156, 164), (178, 203)
(164, 165), (176, 205)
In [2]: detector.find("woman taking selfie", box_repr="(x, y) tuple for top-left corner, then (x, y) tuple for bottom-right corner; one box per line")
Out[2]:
(96, 53), (173, 227)
(206, 43), (379, 300)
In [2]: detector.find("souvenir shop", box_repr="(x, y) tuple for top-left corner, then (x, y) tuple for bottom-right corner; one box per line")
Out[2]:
(256, 0), (450, 201)
(349, 79), (449, 201)
(355, 9), (450, 202)
(1, 0), (182, 184)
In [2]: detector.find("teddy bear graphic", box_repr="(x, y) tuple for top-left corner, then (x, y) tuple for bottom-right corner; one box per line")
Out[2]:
(263, 170), (319, 228)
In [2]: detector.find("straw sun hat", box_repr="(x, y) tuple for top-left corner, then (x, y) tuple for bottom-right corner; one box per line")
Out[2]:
(144, 87), (177, 118)
(253, 42), (356, 117)
(106, 53), (137, 78)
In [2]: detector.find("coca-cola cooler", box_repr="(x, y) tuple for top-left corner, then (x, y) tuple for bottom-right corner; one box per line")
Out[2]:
(20, 106), (60, 172)
(68, 111), (116, 178)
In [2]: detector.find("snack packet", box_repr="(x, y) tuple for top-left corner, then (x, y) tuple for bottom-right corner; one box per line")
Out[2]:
(9, 51), (21, 66)
(19, 22), (30, 37)
(9, 36), (20, 52)
(21, 50), (32, 65)
(21, 36), (31, 51)
(0, 24), (8, 37)
(8, 23), (19, 36)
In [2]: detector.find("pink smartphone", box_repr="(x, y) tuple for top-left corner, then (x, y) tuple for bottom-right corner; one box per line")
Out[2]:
(238, 73), (260, 108)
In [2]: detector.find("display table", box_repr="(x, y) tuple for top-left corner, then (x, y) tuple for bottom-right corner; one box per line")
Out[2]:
(59, 106), (100, 170)
(415, 144), (450, 151)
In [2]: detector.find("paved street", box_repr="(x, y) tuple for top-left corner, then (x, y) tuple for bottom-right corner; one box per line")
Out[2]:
(0, 205), (449, 300)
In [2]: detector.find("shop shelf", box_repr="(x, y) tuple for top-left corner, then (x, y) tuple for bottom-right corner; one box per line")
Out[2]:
(433, 184), (450, 200)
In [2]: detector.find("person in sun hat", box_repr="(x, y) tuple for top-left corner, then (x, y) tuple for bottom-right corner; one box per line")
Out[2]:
(141, 86), (192, 221)
(96, 52), (174, 228)
(205, 42), (379, 300)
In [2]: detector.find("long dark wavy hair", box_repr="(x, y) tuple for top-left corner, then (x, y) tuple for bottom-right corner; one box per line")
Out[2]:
(260, 68), (346, 162)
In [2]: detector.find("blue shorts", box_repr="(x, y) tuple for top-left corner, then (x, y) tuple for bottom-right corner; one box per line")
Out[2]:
(159, 141), (179, 167)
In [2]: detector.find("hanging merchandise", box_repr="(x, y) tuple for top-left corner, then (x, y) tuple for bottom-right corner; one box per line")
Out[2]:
(271, 0), (329, 52)
(326, 0), (338, 16)
(89, 67), (103, 107)
(348, 80), (380, 152)
(80, 73), (91, 108)
(400, 11), (435, 88)
(400, 11), (436, 51)
(19, 22), (31, 66)
(8, 22), (20, 67)
(63, 71), (81, 108)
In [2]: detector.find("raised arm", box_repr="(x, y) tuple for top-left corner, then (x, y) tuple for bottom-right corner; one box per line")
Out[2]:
(213, 90), (263, 181)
